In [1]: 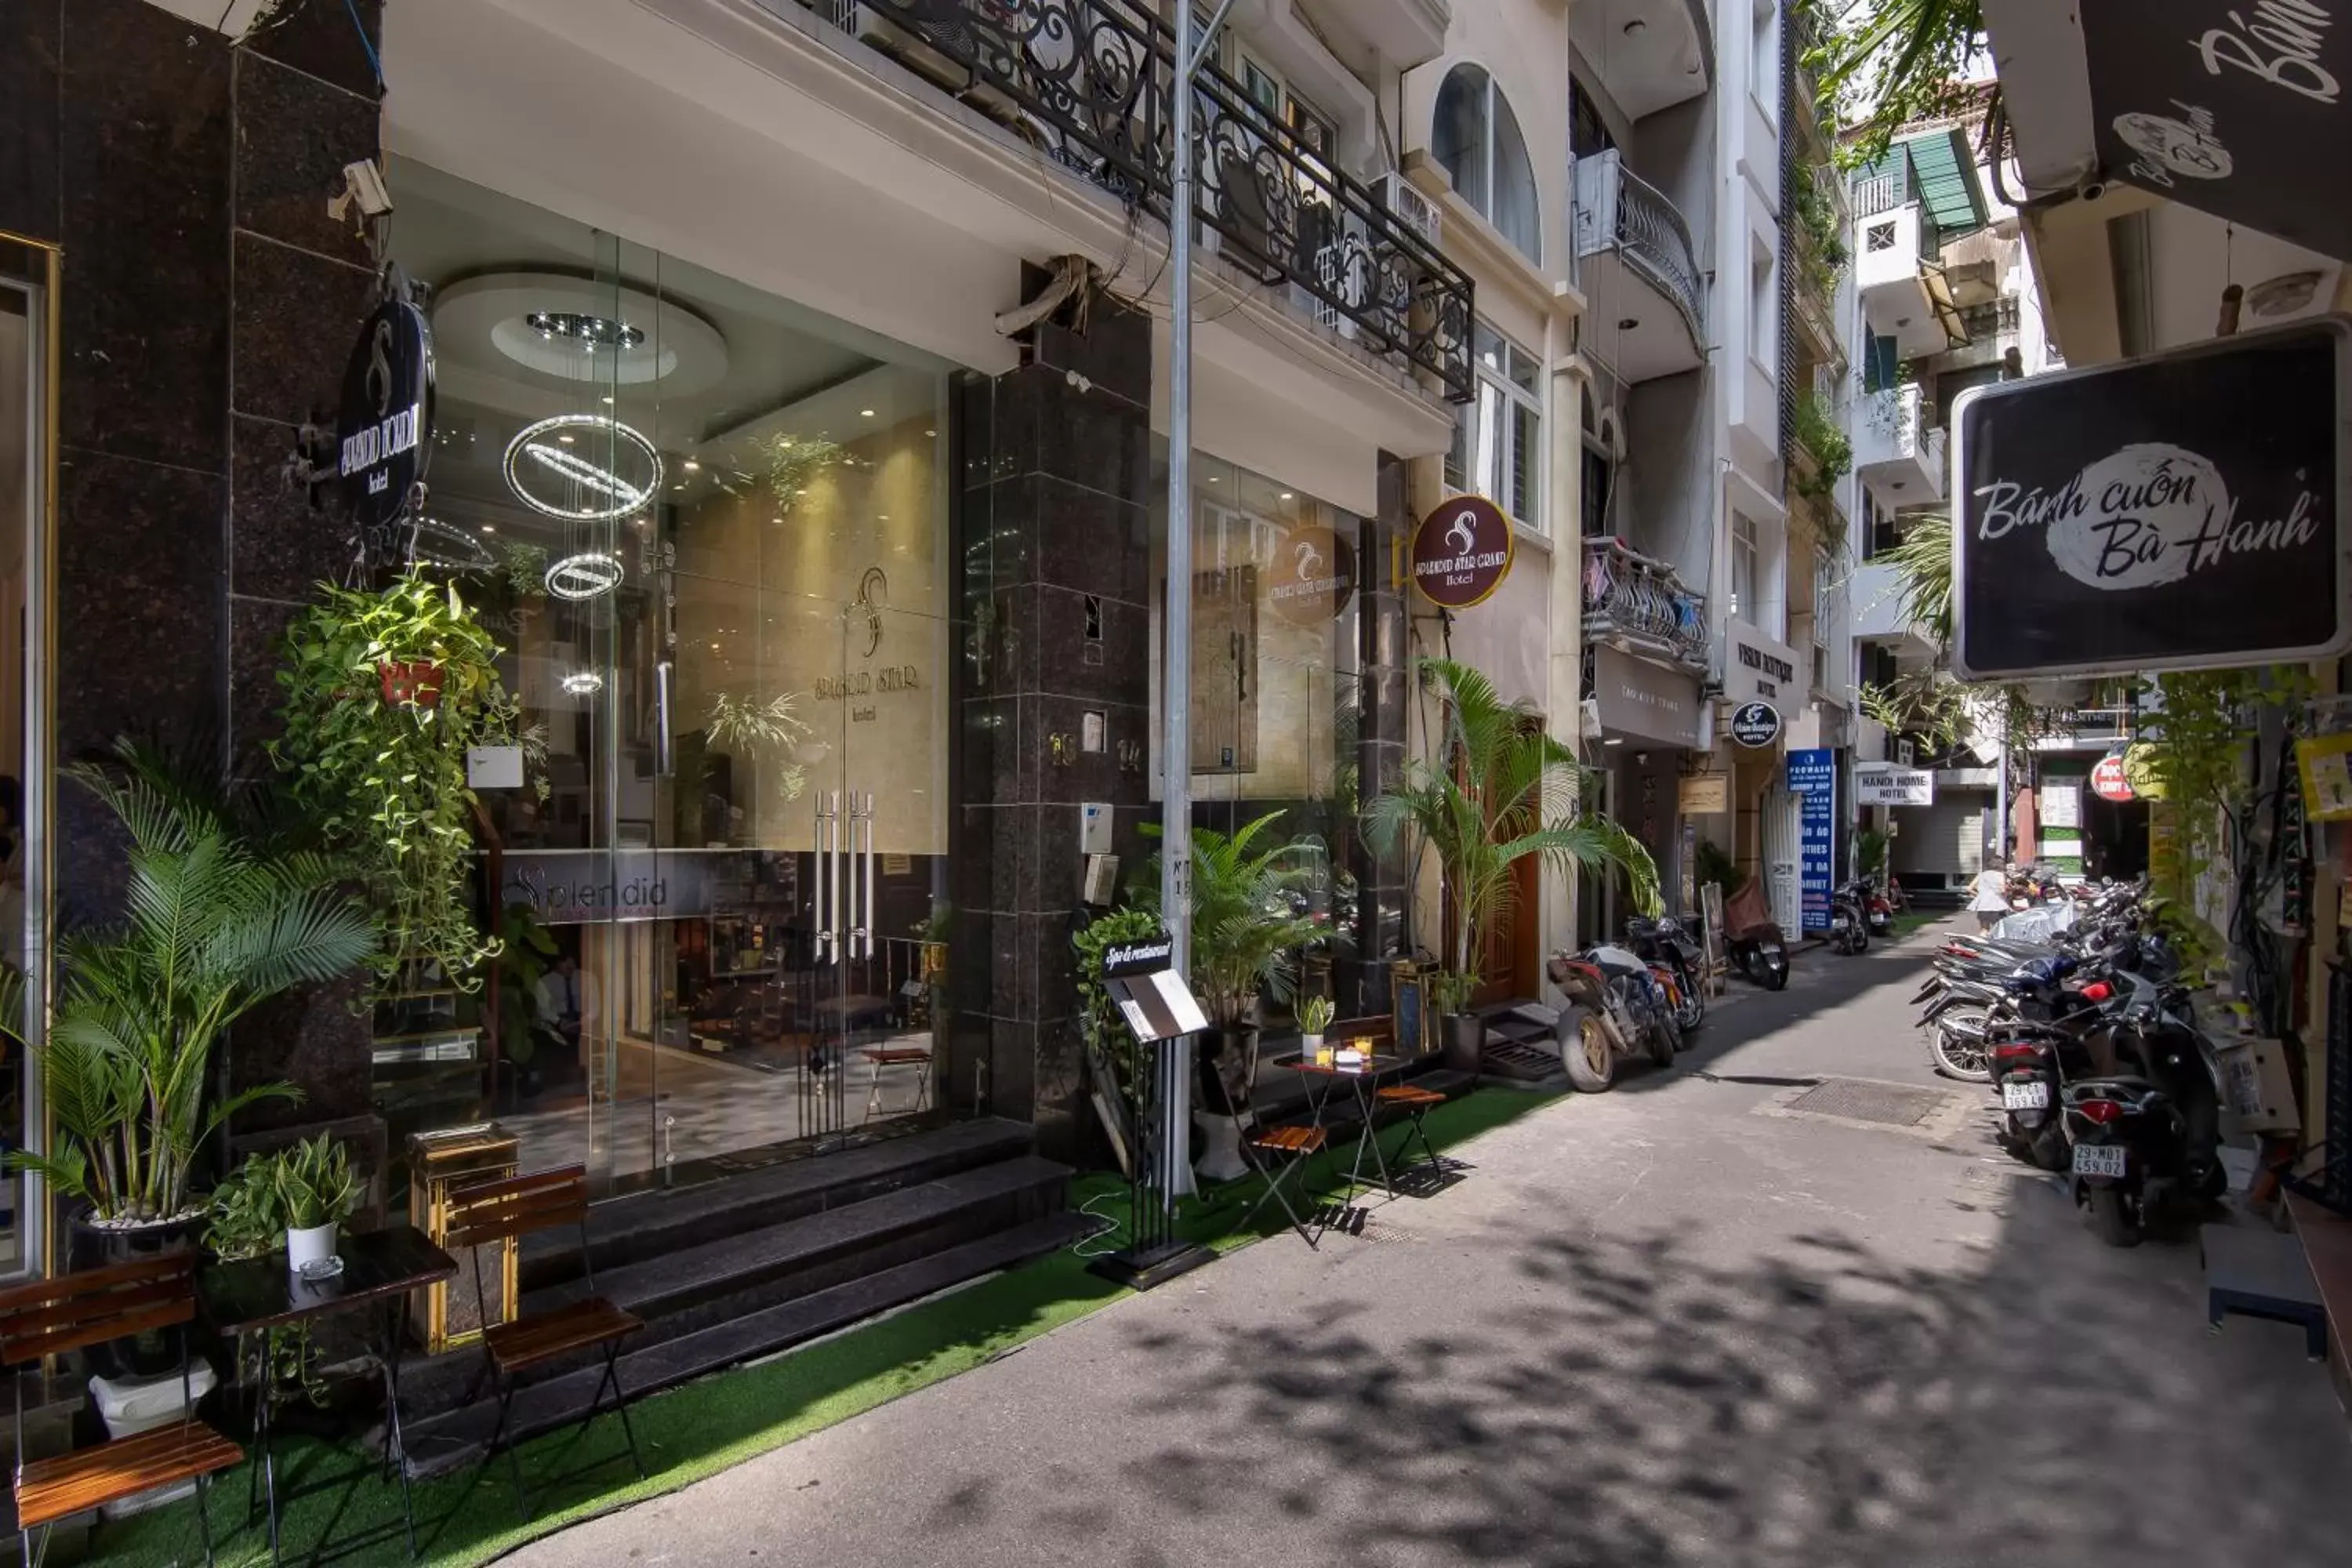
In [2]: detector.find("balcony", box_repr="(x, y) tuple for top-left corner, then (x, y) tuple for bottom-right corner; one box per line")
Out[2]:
(1854, 383), (1947, 507)
(1301, 0), (1451, 71)
(1569, 0), (1712, 121)
(1853, 129), (1987, 359)
(1570, 151), (1705, 383)
(1582, 537), (1708, 674)
(799, 0), (1475, 399)
(1851, 560), (1938, 659)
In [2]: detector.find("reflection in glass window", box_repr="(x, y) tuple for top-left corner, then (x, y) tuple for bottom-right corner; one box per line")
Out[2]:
(1461, 321), (1542, 527)
(0, 270), (33, 1273)
(1432, 64), (1542, 263)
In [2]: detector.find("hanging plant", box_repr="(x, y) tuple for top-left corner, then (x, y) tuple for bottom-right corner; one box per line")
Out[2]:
(766, 435), (844, 511)
(270, 571), (524, 990)
(706, 691), (816, 811)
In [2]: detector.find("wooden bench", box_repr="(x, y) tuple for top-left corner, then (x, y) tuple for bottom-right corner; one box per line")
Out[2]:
(0, 1254), (241, 1564)
(446, 1167), (645, 1516)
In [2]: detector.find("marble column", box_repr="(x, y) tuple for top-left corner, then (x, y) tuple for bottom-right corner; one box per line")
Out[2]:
(1340, 450), (1413, 1015)
(950, 274), (1154, 1165)
(8, 0), (385, 1123)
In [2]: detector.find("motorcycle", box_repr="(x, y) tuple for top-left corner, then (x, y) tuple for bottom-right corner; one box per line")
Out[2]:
(1548, 943), (1679, 1093)
(1828, 881), (1871, 956)
(1624, 914), (1706, 1033)
(1722, 874), (1789, 990)
(2063, 986), (2226, 1247)
(1863, 877), (1897, 936)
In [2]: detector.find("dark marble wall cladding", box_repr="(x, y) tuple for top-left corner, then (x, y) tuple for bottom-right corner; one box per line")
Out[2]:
(950, 284), (1156, 1165)
(8, 0), (384, 1121)
(1340, 451), (1414, 1014)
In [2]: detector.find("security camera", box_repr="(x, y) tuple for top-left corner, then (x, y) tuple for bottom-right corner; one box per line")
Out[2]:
(330, 159), (393, 225)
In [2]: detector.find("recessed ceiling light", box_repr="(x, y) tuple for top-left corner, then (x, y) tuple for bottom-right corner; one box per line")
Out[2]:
(601, 395), (615, 406)
(771, 516), (783, 525)
(860, 408), (877, 418)
(925, 429), (937, 437)
(558, 434), (575, 445)
(683, 459), (700, 473)
(1624, 17), (1646, 35)
(1208, 476), (1219, 483)
(1619, 318), (1639, 331)
(480, 523), (495, 534)
(878, 514), (889, 521)
(1896, 316), (1913, 327)
(1279, 492), (1294, 500)
(710, 641), (721, 651)
(1603, 736), (1624, 745)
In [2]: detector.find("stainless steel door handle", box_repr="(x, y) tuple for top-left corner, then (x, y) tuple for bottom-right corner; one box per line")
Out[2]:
(815, 791), (840, 964)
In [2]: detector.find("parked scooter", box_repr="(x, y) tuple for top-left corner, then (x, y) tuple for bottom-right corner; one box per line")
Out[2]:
(1624, 915), (1706, 1033)
(1548, 943), (1678, 1092)
(1721, 874), (1789, 990)
(2062, 985), (2226, 1247)
(1828, 880), (1871, 956)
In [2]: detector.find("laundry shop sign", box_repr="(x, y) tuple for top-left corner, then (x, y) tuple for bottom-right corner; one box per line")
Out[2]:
(1410, 496), (1515, 608)
(336, 296), (434, 530)
(1951, 320), (2350, 680)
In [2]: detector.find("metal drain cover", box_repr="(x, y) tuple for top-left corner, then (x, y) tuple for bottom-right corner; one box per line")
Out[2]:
(1783, 1078), (1948, 1127)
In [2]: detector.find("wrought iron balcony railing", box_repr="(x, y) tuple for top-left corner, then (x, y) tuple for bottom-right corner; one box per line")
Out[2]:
(1582, 536), (1708, 672)
(1572, 151), (1704, 350)
(799, 0), (1475, 401)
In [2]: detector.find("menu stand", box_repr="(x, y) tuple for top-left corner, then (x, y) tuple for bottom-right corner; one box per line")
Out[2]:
(1087, 935), (1217, 1290)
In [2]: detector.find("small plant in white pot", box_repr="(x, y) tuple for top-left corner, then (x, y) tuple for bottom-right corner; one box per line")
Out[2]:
(1297, 995), (1335, 1055)
(274, 1134), (360, 1279)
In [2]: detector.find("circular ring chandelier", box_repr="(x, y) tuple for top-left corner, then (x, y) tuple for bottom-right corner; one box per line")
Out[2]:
(559, 669), (607, 696)
(546, 551), (626, 601)
(503, 413), (663, 522)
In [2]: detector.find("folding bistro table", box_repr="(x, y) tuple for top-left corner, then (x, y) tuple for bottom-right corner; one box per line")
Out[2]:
(198, 1224), (456, 1565)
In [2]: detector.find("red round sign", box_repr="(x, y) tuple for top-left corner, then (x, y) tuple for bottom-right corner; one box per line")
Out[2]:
(1410, 495), (1515, 609)
(2092, 754), (2135, 802)
(1264, 524), (1358, 626)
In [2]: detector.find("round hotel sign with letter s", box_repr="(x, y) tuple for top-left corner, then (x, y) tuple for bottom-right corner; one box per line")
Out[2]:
(1410, 495), (1515, 609)
(337, 296), (435, 531)
(1265, 524), (1358, 626)
(1729, 702), (1781, 748)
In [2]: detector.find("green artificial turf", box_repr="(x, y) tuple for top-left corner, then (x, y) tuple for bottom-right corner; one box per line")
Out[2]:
(86, 1085), (1555, 1567)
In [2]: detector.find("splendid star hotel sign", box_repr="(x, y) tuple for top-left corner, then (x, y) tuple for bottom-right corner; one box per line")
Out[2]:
(1411, 495), (1515, 608)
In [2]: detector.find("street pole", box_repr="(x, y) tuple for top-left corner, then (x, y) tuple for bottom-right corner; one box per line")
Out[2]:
(1156, 0), (1236, 1207)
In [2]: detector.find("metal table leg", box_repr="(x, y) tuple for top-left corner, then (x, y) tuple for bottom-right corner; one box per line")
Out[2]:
(379, 1294), (422, 1559)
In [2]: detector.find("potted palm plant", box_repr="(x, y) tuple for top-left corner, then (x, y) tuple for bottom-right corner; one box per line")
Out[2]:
(1367, 659), (1661, 1072)
(1140, 812), (1323, 1180)
(10, 740), (375, 1367)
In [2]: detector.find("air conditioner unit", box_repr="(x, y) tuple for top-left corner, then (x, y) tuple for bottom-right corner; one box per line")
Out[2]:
(1381, 172), (1443, 249)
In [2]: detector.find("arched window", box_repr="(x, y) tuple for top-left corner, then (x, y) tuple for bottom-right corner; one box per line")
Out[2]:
(1432, 64), (1541, 263)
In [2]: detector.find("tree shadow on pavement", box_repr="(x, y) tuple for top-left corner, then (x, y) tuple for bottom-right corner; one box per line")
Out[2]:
(1011, 1178), (2348, 1568)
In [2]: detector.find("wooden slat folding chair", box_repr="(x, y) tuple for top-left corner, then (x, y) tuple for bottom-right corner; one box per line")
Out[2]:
(444, 1167), (644, 1517)
(0, 1254), (241, 1568)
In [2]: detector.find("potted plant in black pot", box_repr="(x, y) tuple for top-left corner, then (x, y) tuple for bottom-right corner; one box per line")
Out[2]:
(1367, 659), (1660, 1073)
(9, 740), (374, 1374)
(1141, 811), (1323, 1181)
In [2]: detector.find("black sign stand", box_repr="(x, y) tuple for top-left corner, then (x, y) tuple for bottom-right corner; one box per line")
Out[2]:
(1087, 940), (1216, 1291)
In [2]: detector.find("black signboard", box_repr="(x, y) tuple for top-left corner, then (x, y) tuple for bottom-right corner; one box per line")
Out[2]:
(1100, 933), (1175, 978)
(338, 296), (434, 529)
(2083, 0), (2352, 263)
(1729, 702), (1781, 748)
(1951, 320), (2350, 681)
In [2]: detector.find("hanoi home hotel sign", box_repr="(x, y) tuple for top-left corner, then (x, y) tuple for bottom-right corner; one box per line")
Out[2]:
(1411, 496), (1515, 609)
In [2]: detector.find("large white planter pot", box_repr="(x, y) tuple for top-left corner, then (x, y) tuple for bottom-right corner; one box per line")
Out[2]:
(286, 1223), (339, 1276)
(1192, 1111), (1252, 1183)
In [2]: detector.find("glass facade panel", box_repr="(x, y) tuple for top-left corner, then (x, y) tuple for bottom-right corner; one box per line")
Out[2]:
(386, 162), (956, 1192)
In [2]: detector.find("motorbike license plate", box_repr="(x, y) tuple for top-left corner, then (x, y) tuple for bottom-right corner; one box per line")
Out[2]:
(1831, 913), (1850, 928)
(2002, 1081), (2049, 1110)
(2072, 1143), (2128, 1179)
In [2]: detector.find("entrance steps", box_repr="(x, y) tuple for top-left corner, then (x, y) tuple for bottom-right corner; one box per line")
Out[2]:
(393, 1117), (1083, 1475)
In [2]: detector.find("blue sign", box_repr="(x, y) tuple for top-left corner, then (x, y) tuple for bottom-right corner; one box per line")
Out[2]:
(1788, 748), (1836, 934)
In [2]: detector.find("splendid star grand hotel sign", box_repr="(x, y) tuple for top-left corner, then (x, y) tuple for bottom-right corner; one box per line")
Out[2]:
(1410, 495), (1515, 608)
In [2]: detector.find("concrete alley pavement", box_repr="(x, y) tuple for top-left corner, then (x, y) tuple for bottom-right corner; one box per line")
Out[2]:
(506, 921), (2352, 1567)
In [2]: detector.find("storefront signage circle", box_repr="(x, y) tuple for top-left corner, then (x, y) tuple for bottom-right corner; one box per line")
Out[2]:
(2092, 753), (2135, 803)
(1729, 702), (1781, 748)
(503, 412), (664, 522)
(1410, 495), (1514, 609)
(1265, 524), (1358, 625)
(337, 296), (434, 529)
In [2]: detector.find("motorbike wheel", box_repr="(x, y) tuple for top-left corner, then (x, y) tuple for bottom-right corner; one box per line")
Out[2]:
(1647, 1012), (1679, 1069)
(1929, 1012), (1991, 1081)
(1560, 1008), (1617, 1093)
(2087, 1184), (2145, 1248)
(1764, 949), (1789, 991)
(1998, 1115), (2070, 1172)
(1675, 983), (1704, 1036)
(1853, 924), (1869, 954)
